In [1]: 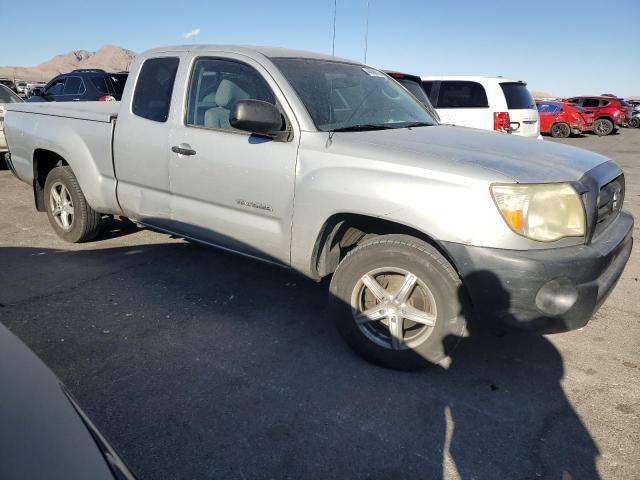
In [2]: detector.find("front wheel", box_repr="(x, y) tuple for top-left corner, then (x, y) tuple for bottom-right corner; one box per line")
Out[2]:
(551, 122), (571, 138)
(44, 166), (103, 242)
(593, 118), (614, 136)
(629, 117), (640, 128)
(329, 234), (467, 370)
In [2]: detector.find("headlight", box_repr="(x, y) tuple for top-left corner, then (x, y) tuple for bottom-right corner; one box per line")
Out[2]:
(491, 183), (585, 242)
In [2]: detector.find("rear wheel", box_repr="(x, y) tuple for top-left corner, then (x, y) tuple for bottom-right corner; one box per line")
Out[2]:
(44, 166), (103, 242)
(629, 117), (640, 128)
(550, 122), (571, 138)
(593, 118), (614, 136)
(329, 234), (467, 370)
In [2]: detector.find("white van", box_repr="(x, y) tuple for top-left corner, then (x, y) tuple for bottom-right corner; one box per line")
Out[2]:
(421, 76), (542, 139)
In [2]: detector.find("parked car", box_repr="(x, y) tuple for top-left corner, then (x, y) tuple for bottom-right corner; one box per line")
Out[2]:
(630, 110), (640, 128)
(565, 96), (632, 135)
(420, 76), (541, 138)
(14, 80), (28, 96)
(383, 70), (440, 121)
(0, 322), (136, 479)
(28, 69), (128, 103)
(4, 46), (633, 370)
(536, 101), (593, 137)
(0, 84), (23, 155)
(0, 77), (16, 92)
(26, 81), (46, 98)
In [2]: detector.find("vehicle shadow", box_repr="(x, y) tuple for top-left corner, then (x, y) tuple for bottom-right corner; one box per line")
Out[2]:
(0, 239), (600, 480)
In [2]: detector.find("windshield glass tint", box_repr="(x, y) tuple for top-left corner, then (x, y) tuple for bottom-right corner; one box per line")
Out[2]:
(273, 58), (435, 131)
(0, 86), (22, 103)
(500, 82), (535, 109)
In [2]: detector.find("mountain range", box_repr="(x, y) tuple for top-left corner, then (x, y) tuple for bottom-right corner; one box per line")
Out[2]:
(0, 45), (135, 82)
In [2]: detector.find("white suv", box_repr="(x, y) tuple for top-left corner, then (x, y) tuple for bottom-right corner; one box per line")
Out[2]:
(421, 76), (542, 139)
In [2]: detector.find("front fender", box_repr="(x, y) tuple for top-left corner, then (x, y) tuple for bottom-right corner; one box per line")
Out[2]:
(289, 134), (506, 276)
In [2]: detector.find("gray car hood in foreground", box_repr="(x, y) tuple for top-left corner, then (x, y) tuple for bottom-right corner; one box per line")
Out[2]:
(0, 323), (120, 480)
(338, 125), (612, 183)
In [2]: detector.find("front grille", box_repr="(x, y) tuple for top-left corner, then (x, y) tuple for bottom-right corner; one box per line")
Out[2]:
(593, 174), (625, 238)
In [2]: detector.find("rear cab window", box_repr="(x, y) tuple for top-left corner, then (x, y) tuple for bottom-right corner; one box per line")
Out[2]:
(436, 81), (488, 108)
(500, 82), (535, 109)
(132, 57), (179, 122)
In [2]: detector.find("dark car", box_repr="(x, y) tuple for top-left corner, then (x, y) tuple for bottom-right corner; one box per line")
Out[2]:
(565, 96), (633, 135)
(0, 322), (136, 479)
(383, 70), (440, 122)
(28, 69), (128, 103)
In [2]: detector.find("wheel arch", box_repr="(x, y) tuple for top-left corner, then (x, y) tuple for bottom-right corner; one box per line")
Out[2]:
(33, 149), (69, 211)
(309, 213), (463, 282)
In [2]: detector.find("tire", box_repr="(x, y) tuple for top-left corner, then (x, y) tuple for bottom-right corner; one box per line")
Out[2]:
(550, 122), (571, 138)
(329, 234), (467, 370)
(629, 117), (640, 129)
(593, 118), (614, 136)
(44, 166), (103, 242)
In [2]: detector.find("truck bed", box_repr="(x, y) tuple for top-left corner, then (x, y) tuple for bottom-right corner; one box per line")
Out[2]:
(4, 101), (121, 215)
(6, 102), (119, 123)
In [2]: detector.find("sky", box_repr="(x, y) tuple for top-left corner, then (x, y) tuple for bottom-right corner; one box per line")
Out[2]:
(2, 0), (639, 96)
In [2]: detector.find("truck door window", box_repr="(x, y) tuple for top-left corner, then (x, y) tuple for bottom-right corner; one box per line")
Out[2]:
(186, 57), (276, 131)
(132, 57), (179, 123)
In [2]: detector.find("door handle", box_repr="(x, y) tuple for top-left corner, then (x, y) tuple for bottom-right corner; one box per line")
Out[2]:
(171, 144), (197, 156)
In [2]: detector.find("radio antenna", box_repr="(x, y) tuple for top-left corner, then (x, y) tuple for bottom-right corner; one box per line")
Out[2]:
(332, 0), (337, 57)
(363, 0), (370, 64)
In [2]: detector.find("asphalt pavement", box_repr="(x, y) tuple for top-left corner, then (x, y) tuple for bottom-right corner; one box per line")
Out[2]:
(1, 129), (638, 480)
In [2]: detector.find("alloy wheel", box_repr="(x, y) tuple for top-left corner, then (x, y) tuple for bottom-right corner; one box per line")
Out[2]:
(350, 267), (437, 350)
(49, 182), (74, 231)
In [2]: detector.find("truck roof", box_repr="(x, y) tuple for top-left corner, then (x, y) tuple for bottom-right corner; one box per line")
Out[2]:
(141, 44), (357, 64)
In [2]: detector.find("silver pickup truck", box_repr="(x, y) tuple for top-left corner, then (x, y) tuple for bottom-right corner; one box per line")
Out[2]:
(4, 45), (634, 370)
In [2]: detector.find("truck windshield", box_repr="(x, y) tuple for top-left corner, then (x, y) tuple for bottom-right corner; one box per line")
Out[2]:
(273, 58), (436, 132)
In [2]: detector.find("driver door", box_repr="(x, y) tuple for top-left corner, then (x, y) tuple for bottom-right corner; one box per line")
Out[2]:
(167, 54), (299, 265)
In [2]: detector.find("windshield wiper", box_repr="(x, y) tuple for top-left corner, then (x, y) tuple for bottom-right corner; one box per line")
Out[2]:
(394, 122), (432, 129)
(330, 124), (396, 132)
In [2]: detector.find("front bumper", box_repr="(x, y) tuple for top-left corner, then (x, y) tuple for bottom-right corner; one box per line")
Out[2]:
(445, 211), (634, 333)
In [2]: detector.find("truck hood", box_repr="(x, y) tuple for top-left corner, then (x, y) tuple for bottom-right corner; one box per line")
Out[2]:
(337, 125), (611, 183)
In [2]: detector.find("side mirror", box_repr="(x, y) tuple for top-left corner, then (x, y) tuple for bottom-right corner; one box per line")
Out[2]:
(230, 100), (283, 136)
(31, 88), (43, 97)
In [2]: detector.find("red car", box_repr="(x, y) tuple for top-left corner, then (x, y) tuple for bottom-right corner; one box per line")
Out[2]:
(564, 96), (633, 135)
(536, 101), (593, 138)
